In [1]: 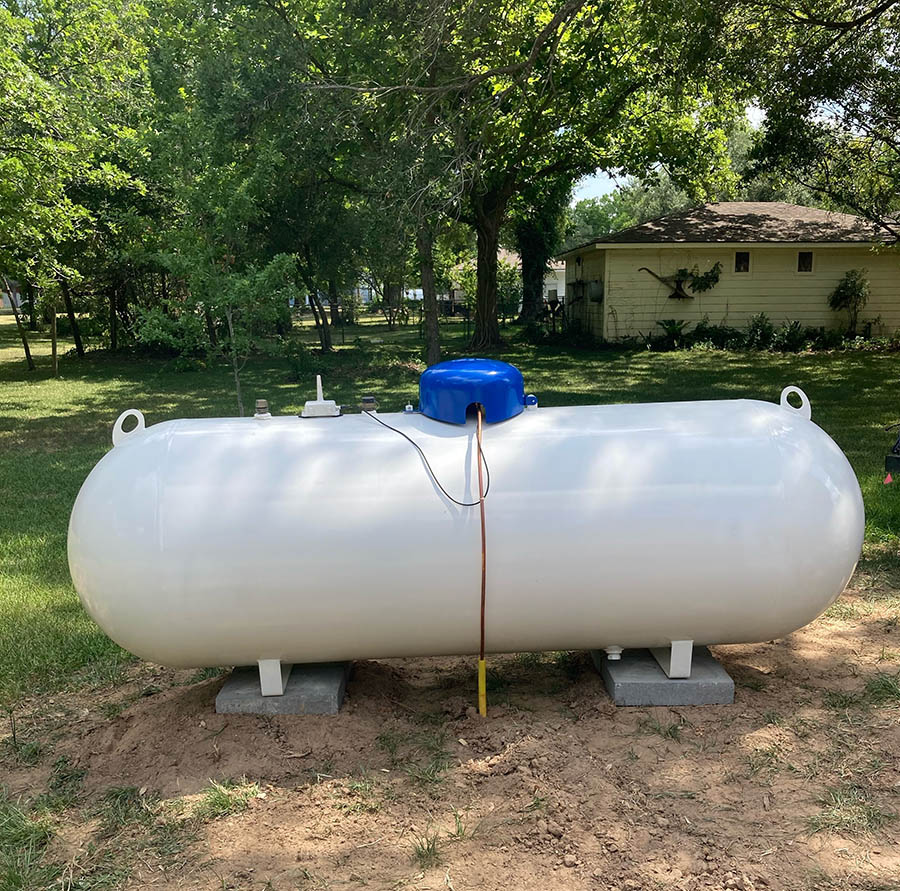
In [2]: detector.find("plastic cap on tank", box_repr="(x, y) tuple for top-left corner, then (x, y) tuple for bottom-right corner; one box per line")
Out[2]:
(418, 358), (526, 424)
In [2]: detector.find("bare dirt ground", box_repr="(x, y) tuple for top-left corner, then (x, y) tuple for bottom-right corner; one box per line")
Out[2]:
(4, 562), (900, 891)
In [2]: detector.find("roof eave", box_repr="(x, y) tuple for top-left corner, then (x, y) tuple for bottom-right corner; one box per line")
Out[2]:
(558, 239), (889, 258)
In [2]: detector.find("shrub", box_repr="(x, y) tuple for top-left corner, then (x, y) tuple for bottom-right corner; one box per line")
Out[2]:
(745, 312), (775, 350)
(772, 320), (810, 352)
(688, 316), (744, 349)
(829, 269), (870, 337)
(656, 318), (690, 349)
(811, 327), (846, 350)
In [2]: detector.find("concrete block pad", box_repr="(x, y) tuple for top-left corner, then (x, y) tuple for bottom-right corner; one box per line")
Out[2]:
(591, 647), (733, 707)
(216, 661), (351, 715)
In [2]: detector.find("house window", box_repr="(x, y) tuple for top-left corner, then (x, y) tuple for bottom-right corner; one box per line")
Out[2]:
(797, 251), (813, 272)
(734, 251), (750, 273)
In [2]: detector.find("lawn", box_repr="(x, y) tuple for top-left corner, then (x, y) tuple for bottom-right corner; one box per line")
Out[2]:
(2, 313), (899, 705)
(2, 313), (900, 890)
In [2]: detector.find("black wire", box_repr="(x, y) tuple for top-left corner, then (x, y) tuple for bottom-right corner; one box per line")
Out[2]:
(362, 410), (490, 506)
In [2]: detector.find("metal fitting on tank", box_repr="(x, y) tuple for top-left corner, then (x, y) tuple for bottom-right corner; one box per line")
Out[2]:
(254, 399), (272, 419)
(605, 646), (623, 661)
(360, 395), (377, 413)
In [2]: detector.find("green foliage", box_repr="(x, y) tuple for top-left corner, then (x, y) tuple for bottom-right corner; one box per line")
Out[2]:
(656, 319), (691, 349)
(745, 312), (776, 351)
(829, 269), (871, 337)
(496, 260), (522, 323)
(690, 316), (744, 350)
(754, 2), (900, 239)
(562, 118), (829, 250)
(685, 262), (722, 293)
(772, 320), (809, 352)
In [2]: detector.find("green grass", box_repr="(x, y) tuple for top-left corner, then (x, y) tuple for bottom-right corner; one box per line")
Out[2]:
(193, 779), (259, 821)
(808, 784), (896, 835)
(2, 312), (900, 705)
(410, 831), (442, 869)
(0, 789), (57, 889)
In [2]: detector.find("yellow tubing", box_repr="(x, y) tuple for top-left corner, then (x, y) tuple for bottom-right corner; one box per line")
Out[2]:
(478, 658), (487, 717)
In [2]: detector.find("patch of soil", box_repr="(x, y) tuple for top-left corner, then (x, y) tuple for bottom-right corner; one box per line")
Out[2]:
(4, 570), (900, 891)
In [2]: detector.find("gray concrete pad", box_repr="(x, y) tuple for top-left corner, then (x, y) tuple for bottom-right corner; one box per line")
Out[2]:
(216, 662), (352, 715)
(591, 647), (733, 707)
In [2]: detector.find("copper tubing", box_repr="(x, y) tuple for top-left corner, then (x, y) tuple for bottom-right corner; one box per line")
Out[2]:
(476, 406), (486, 662)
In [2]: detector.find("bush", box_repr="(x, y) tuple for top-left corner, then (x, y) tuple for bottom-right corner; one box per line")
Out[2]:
(136, 307), (208, 357)
(772, 320), (810, 352)
(745, 312), (775, 350)
(829, 269), (870, 337)
(656, 318), (690, 349)
(688, 316), (744, 350)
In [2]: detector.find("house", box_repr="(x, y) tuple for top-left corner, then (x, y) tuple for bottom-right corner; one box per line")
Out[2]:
(0, 278), (22, 310)
(559, 202), (899, 340)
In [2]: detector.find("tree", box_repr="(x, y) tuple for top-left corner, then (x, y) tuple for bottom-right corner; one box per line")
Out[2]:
(264, 0), (748, 347)
(565, 193), (634, 248)
(562, 118), (830, 250)
(0, 0), (150, 365)
(509, 177), (572, 323)
(750, 0), (900, 236)
(829, 269), (870, 336)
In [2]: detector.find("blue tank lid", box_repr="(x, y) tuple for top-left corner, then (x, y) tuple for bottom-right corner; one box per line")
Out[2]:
(419, 358), (525, 425)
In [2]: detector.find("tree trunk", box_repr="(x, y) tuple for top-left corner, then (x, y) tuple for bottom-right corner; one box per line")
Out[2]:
(471, 192), (509, 349)
(51, 294), (58, 378)
(4, 277), (35, 371)
(303, 280), (332, 352)
(26, 281), (37, 330)
(224, 307), (244, 416)
(205, 307), (218, 347)
(417, 225), (441, 366)
(109, 287), (118, 351)
(311, 292), (333, 350)
(518, 225), (546, 324)
(328, 280), (340, 326)
(59, 277), (84, 358)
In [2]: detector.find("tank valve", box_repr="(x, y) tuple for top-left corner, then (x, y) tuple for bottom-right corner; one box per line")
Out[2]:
(404, 404), (414, 413)
(254, 399), (272, 419)
(360, 395), (378, 413)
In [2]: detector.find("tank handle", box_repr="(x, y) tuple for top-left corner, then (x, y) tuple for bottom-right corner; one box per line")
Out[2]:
(779, 386), (811, 421)
(112, 409), (146, 446)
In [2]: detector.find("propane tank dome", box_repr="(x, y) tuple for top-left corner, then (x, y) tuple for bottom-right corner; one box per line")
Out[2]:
(419, 358), (525, 424)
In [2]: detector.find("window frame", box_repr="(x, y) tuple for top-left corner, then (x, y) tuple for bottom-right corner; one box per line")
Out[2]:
(734, 250), (750, 273)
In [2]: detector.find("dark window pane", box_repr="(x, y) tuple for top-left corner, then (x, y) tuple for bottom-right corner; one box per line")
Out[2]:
(735, 251), (750, 273)
(798, 251), (813, 272)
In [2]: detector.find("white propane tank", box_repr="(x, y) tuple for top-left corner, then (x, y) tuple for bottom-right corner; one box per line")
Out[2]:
(68, 365), (864, 670)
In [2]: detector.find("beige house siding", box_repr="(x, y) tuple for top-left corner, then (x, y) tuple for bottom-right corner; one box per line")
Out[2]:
(565, 244), (900, 340)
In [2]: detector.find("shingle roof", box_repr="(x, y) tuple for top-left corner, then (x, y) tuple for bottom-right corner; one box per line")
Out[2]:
(567, 202), (892, 250)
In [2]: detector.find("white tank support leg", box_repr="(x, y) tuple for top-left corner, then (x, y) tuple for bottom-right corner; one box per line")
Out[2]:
(650, 640), (693, 679)
(258, 659), (293, 696)
(604, 646), (623, 660)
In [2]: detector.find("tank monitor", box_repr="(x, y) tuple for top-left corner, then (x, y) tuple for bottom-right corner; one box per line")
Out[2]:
(301, 375), (341, 418)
